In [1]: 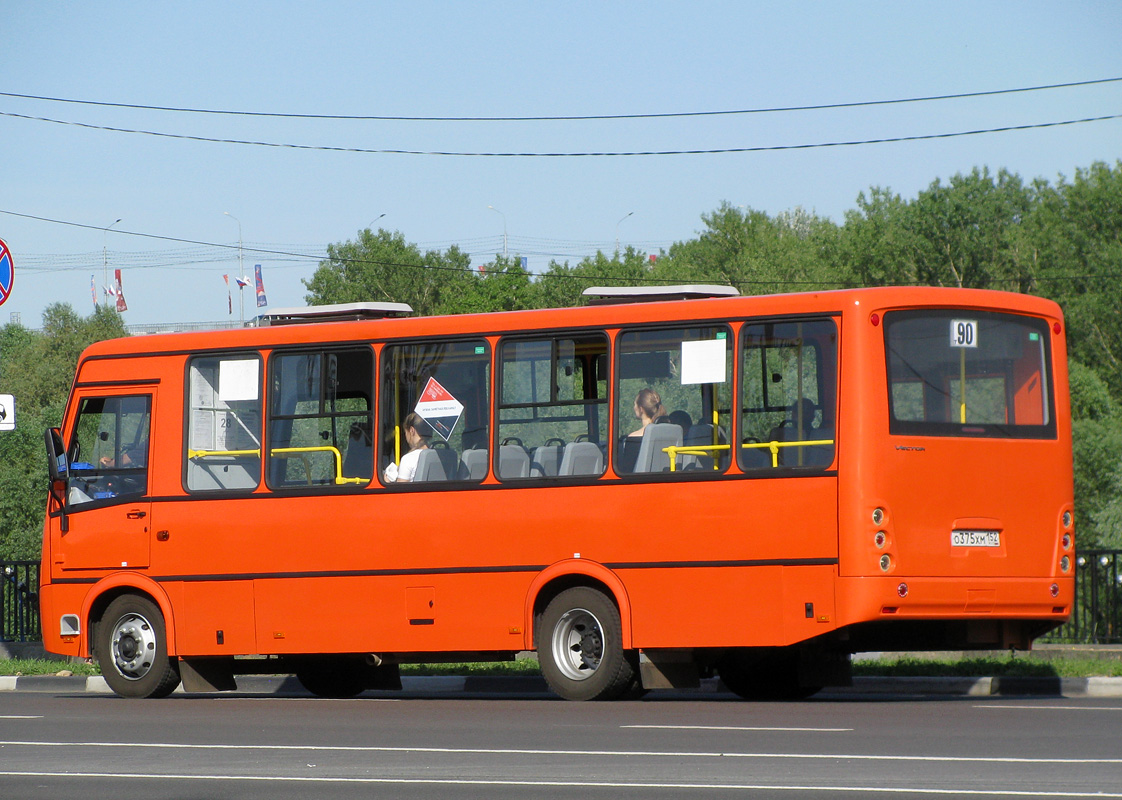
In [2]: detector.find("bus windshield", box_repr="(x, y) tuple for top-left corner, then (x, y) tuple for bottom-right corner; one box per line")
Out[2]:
(885, 309), (1055, 438)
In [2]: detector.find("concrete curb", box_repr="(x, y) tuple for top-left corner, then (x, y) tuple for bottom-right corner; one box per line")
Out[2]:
(2, 674), (1121, 697)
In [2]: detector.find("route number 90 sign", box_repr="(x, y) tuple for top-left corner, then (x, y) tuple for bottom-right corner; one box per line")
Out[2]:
(950, 319), (978, 349)
(0, 238), (13, 308)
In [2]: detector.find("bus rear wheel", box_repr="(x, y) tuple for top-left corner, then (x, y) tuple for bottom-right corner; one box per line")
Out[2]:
(538, 587), (636, 701)
(96, 595), (180, 699)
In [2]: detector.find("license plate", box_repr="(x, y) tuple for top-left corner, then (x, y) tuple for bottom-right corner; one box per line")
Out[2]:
(951, 529), (1001, 547)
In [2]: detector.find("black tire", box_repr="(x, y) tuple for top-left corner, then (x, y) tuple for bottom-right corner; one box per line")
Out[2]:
(538, 586), (636, 701)
(295, 656), (368, 698)
(95, 595), (180, 699)
(717, 648), (821, 701)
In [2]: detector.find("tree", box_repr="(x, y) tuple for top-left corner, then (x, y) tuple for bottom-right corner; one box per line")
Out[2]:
(1068, 361), (1122, 548)
(1023, 161), (1122, 398)
(841, 168), (1033, 290)
(303, 228), (473, 317)
(534, 247), (657, 310)
(658, 203), (841, 293)
(436, 256), (536, 315)
(0, 304), (127, 559)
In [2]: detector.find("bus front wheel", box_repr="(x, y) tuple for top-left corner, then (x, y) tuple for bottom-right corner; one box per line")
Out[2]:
(95, 594), (181, 699)
(538, 587), (636, 701)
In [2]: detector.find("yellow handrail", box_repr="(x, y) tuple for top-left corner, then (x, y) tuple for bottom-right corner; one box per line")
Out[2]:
(740, 439), (835, 468)
(663, 444), (730, 472)
(189, 445), (364, 485)
(187, 448), (261, 459)
(664, 439), (835, 471)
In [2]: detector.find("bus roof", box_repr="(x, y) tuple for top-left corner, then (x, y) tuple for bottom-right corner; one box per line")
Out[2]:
(76, 285), (1064, 362)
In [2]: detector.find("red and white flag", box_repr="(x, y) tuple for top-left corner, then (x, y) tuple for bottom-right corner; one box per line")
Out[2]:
(114, 269), (128, 312)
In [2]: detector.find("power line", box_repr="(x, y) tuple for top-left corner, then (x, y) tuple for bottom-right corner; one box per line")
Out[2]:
(1, 77), (1119, 121)
(2, 110), (1119, 157)
(4, 209), (1119, 288)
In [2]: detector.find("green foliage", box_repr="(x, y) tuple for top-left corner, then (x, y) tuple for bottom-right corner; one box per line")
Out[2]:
(1023, 161), (1122, 398)
(0, 658), (99, 676)
(0, 304), (128, 559)
(841, 167), (1034, 289)
(303, 228), (474, 316)
(851, 656), (1122, 678)
(1067, 360), (1122, 547)
(658, 203), (841, 292)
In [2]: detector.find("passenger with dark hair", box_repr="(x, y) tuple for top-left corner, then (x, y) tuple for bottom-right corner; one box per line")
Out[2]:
(383, 412), (430, 483)
(618, 388), (668, 472)
(628, 388), (667, 439)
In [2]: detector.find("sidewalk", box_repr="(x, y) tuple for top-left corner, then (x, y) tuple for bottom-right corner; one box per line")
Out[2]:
(3, 673), (1121, 698)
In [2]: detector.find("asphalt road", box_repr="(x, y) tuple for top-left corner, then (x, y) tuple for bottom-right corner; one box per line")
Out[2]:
(1, 689), (1120, 799)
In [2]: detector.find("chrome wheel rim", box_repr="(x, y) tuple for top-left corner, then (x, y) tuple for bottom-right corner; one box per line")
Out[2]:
(551, 606), (604, 681)
(110, 612), (157, 681)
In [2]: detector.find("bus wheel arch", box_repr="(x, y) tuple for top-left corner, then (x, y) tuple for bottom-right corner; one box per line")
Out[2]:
(84, 575), (178, 658)
(528, 567), (637, 701)
(92, 592), (181, 699)
(526, 561), (633, 652)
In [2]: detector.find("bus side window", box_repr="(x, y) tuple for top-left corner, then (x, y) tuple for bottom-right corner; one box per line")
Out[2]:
(497, 333), (608, 480)
(186, 356), (262, 491)
(739, 319), (837, 470)
(615, 325), (732, 476)
(266, 348), (373, 489)
(379, 339), (491, 485)
(69, 394), (152, 505)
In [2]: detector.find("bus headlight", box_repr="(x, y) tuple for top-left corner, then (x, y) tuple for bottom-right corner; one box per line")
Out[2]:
(879, 554), (892, 572)
(1060, 556), (1070, 572)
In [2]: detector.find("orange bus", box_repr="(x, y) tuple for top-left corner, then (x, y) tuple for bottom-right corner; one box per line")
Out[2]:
(39, 285), (1075, 700)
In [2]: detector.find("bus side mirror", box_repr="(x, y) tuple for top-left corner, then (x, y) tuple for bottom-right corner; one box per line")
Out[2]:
(45, 427), (69, 482)
(44, 427), (70, 532)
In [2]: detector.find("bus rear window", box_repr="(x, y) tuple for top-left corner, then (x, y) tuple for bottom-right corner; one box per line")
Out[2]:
(884, 310), (1055, 438)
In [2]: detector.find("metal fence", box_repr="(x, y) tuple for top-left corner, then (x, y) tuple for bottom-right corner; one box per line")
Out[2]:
(1, 561), (39, 643)
(1045, 549), (1122, 645)
(2, 552), (1121, 645)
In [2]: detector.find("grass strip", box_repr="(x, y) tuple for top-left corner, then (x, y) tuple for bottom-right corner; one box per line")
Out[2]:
(2, 655), (1120, 678)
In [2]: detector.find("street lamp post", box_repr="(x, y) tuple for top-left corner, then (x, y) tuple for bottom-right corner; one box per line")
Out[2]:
(615, 211), (634, 254)
(224, 211), (245, 323)
(487, 205), (508, 258)
(103, 218), (122, 307)
(367, 213), (386, 232)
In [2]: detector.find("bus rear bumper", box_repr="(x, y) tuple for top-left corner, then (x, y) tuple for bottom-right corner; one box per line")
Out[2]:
(834, 575), (1073, 652)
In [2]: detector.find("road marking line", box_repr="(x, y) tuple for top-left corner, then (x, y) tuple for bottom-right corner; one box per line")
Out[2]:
(622, 725), (852, 732)
(976, 705), (1122, 711)
(0, 716), (42, 720)
(0, 770), (1119, 796)
(0, 741), (1119, 764)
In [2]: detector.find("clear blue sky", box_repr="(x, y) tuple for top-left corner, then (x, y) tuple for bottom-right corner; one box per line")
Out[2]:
(2, 1), (1119, 325)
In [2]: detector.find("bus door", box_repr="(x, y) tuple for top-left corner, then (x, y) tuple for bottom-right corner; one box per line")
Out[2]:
(51, 391), (155, 572)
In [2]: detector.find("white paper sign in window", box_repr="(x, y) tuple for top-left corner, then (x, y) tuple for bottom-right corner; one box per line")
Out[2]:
(219, 359), (260, 401)
(680, 339), (727, 384)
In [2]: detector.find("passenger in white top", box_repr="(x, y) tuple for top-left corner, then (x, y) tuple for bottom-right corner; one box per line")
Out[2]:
(384, 412), (430, 483)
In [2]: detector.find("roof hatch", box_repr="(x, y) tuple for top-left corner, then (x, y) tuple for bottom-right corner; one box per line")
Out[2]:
(255, 301), (414, 326)
(581, 284), (740, 305)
